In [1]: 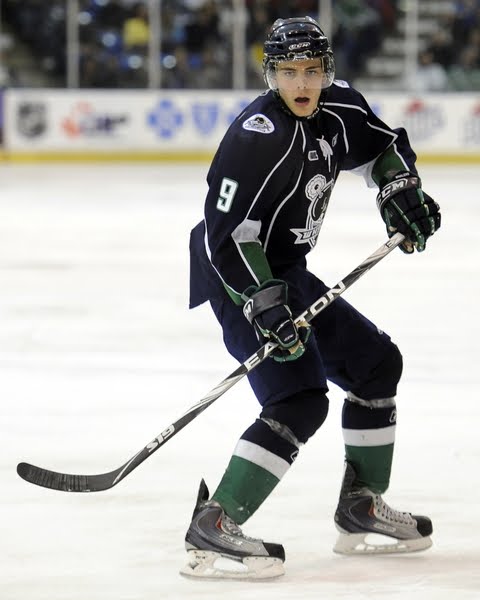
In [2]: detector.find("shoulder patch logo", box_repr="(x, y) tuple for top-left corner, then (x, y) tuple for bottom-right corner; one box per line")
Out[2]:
(242, 113), (275, 134)
(333, 79), (350, 88)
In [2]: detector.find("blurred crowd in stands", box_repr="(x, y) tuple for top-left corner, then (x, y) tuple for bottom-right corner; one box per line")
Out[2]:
(1, 0), (480, 91)
(410, 0), (480, 91)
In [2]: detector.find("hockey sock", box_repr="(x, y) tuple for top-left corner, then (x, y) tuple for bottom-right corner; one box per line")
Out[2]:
(342, 393), (397, 493)
(212, 418), (298, 525)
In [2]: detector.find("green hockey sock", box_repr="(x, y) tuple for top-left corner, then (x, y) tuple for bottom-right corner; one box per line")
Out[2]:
(342, 396), (397, 493)
(344, 443), (394, 493)
(211, 433), (293, 525)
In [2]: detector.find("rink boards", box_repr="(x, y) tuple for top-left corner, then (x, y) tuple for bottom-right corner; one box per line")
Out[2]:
(0, 88), (480, 163)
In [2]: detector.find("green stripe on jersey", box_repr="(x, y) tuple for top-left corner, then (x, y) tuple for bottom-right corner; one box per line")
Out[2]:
(222, 282), (244, 305)
(223, 242), (273, 305)
(372, 144), (410, 186)
(239, 241), (273, 283)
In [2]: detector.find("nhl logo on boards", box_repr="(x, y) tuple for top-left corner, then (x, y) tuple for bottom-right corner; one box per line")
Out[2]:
(242, 113), (275, 134)
(16, 102), (47, 138)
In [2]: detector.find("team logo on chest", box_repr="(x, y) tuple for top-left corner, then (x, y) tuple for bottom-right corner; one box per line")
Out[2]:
(290, 174), (333, 248)
(317, 136), (334, 171)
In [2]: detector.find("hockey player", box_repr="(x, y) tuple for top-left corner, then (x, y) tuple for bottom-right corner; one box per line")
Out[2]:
(182, 16), (441, 579)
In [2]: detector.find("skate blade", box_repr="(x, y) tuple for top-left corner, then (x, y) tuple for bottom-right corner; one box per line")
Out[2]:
(333, 531), (433, 555)
(179, 549), (285, 580)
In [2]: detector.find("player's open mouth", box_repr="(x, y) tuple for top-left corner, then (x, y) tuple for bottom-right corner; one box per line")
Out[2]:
(295, 97), (310, 106)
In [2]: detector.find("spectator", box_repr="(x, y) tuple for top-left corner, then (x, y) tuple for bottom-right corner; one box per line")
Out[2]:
(162, 45), (192, 88)
(122, 2), (149, 52)
(246, 3), (271, 86)
(81, 54), (121, 88)
(452, 0), (479, 39)
(95, 0), (128, 30)
(184, 0), (221, 56)
(4, 0), (480, 91)
(425, 30), (455, 69)
(406, 49), (448, 92)
(332, 0), (383, 81)
(0, 52), (15, 87)
(0, 35), (20, 87)
(448, 43), (480, 90)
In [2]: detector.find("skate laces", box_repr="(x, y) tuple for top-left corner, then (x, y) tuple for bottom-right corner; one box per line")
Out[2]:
(221, 514), (258, 542)
(201, 500), (261, 543)
(374, 495), (415, 526)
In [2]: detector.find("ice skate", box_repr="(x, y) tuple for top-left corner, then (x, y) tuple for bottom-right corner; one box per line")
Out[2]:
(180, 479), (285, 580)
(333, 462), (433, 555)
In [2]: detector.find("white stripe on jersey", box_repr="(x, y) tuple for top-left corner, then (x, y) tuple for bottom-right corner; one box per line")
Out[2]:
(245, 120), (302, 219)
(264, 164), (304, 253)
(232, 218), (263, 285)
(322, 107), (350, 153)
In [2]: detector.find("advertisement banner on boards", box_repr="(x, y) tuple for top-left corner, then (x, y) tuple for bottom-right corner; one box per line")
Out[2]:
(3, 88), (480, 157)
(4, 89), (256, 152)
(368, 93), (480, 151)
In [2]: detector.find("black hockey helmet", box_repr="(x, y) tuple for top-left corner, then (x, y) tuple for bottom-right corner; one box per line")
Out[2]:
(263, 16), (335, 90)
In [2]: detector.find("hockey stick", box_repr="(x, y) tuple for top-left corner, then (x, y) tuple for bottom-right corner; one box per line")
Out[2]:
(17, 232), (404, 493)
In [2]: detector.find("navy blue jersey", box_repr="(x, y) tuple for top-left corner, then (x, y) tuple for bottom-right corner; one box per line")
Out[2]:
(189, 82), (417, 308)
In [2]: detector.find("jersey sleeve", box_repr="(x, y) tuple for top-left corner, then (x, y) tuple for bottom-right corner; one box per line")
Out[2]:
(330, 83), (417, 187)
(203, 115), (301, 305)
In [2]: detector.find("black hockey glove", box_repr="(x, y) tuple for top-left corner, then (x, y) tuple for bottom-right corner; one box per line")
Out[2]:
(377, 172), (441, 253)
(242, 279), (310, 363)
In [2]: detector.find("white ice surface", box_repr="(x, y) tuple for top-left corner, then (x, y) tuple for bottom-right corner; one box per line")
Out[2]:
(1, 163), (479, 599)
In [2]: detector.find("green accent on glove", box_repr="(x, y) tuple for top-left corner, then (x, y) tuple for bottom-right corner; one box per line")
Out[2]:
(389, 196), (426, 252)
(376, 170), (440, 254)
(242, 279), (310, 362)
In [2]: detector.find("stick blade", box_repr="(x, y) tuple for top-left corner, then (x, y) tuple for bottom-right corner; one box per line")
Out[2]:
(16, 462), (116, 493)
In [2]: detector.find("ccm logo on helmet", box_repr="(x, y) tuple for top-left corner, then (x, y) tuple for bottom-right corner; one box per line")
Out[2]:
(289, 42), (310, 50)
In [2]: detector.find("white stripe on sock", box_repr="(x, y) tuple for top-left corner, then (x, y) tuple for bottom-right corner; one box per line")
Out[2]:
(233, 439), (291, 480)
(343, 425), (396, 447)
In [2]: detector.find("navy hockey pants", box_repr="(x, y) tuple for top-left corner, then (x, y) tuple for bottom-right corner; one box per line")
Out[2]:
(209, 263), (400, 409)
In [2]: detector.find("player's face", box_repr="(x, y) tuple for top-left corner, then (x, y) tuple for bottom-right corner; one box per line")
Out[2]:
(275, 58), (324, 117)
